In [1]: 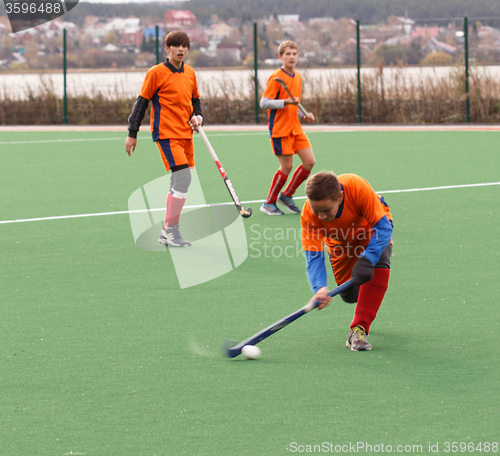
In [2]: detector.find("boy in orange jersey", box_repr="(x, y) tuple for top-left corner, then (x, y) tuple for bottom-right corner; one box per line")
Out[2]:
(301, 172), (393, 351)
(260, 40), (316, 216)
(125, 30), (203, 247)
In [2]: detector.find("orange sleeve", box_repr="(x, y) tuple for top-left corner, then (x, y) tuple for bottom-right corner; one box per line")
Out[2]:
(139, 66), (160, 101)
(263, 75), (280, 100)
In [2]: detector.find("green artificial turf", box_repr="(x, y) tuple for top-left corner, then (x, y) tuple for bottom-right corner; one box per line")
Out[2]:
(0, 130), (499, 455)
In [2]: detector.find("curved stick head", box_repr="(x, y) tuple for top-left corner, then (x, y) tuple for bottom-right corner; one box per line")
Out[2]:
(241, 208), (252, 218)
(220, 339), (240, 358)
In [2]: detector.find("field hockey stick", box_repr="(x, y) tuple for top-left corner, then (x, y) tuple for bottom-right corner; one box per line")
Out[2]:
(197, 126), (252, 218)
(274, 77), (311, 119)
(221, 278), (355, 358)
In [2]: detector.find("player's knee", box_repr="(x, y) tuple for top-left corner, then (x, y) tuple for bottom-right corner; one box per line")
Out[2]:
(280, 164), (293, 175)
(303, 158), (315, 171)
(340, 285), (359, 304)
(170, 167), (191, 196)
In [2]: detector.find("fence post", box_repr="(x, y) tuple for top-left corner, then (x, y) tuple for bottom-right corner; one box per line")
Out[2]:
(253, 22), (259, 124)
(63, 28), (67, 125)
(155, 25), (160, 65)
(464, 17), (470, 123)
(356, 20), (362, 124)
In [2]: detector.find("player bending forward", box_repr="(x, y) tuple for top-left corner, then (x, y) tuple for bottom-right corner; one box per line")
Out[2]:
(125, 31), (203, 247)
(260, 40), (315, 216)
(301, 172), (393, 351)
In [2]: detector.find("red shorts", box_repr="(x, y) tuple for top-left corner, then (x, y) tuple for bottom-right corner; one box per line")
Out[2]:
(156, 139), (194, 172)
(270, 132), (311, 156)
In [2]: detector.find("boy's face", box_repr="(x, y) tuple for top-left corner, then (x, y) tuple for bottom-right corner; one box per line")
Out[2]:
(166, 44), (189, 65)
(279, 47), (298, 68)
(309, 192), (344, 222)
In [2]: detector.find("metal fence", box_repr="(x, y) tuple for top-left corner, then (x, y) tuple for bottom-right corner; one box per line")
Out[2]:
(2, 16), (500, 125)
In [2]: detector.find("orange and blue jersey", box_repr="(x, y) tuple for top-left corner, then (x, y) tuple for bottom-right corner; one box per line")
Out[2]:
(301, 174), (393, 290)
(262, 68), (304, 138)
(139, 60), (200, 141)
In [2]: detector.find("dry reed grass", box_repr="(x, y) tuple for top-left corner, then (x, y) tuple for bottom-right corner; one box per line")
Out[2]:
(0, 65), (499, 125)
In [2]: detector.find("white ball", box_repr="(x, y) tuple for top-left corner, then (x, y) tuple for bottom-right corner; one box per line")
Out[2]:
(241, 345), (261, 360)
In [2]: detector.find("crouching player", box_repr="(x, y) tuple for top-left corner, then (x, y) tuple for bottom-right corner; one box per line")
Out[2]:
(301, 172), (393, 351)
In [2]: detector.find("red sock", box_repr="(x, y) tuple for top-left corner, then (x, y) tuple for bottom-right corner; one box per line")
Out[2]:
(266, 169), (288, 205)
(164, 192), (186, 228)
(351, 268), (390, 334)
(282, 164), (310, 198)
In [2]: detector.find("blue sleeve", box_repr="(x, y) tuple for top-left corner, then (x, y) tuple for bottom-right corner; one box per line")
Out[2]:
(361, 215), (393, 266)
(305, 250), (328, 293)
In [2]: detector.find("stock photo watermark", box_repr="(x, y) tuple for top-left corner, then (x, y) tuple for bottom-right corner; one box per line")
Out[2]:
(248, 223), (375, 259)
(3, 0), (79, 33)
(287, 441), (499, 453)
(128, 170), (248, 289)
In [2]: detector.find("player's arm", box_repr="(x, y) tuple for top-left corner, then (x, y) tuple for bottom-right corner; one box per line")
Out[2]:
(189, 96), (203, 131)
(302, 211), (331, 309)
(362, 215), (393, 266)
(127, 96), (149, 138)
(189, 72), (203, 131)
(351, 215), (392, 285)
(297, 109), (315, 123)
(304, 249), (332, 309)
(125, 69), (159, 155)
(260, 76), (298, 109)
(260, 97), (298, 109)
(351, 178), (393, 284)
(125, 96), (149, 156)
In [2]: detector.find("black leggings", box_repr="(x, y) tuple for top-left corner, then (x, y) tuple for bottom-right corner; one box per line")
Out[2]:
(339, 244), (392, 304)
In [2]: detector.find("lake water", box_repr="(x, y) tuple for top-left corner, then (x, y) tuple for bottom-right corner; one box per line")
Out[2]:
(1, 66), (499, 100)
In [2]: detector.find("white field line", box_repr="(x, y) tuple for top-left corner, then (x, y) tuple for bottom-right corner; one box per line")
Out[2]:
(2, 127), (500, 146)
(1, 181), (499, 226)
(0, 132), (269, 146)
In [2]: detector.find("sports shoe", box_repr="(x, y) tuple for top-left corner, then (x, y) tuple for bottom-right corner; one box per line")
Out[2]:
(346, 325), (372, 351)
(158, 225), (191, 247)
(278, 192), (301, 214)
(260, 203), (284, 215)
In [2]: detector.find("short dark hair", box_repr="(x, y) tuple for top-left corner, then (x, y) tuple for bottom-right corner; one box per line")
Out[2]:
(305, 171), (341, 201)
(165, 30), (190, 49)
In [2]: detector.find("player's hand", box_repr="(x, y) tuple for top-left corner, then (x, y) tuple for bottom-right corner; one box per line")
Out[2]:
(125, 137), (137, 156)
(189, 115), (203, 131)
(351, 256), (374, 285)
(311, 286), (332, 310)
(304, 112), (315, 123)
(284, 97), (299, 106)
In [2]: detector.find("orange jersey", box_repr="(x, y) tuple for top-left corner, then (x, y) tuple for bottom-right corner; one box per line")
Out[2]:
(301, 174), (393, 257)
(139, 61), (200, 140)
(263, 68), (304, 138)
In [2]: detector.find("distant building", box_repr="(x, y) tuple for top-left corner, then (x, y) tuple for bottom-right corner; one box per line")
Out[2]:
(184, 29), (207, 45)
(396, 16), (415, 35)
(103, 43), (120, 52)
(164, 10), (196, 29)
(430, 37), (457, 54)
(143, 27), (164, 40)
(105, 18), (140, 33)
(411, 27), (440, 39)
(217, 43), (241, 62)
(308, 17), (335, 27)
(208, 22), (236, 41)
(121, 29), (143, 47)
